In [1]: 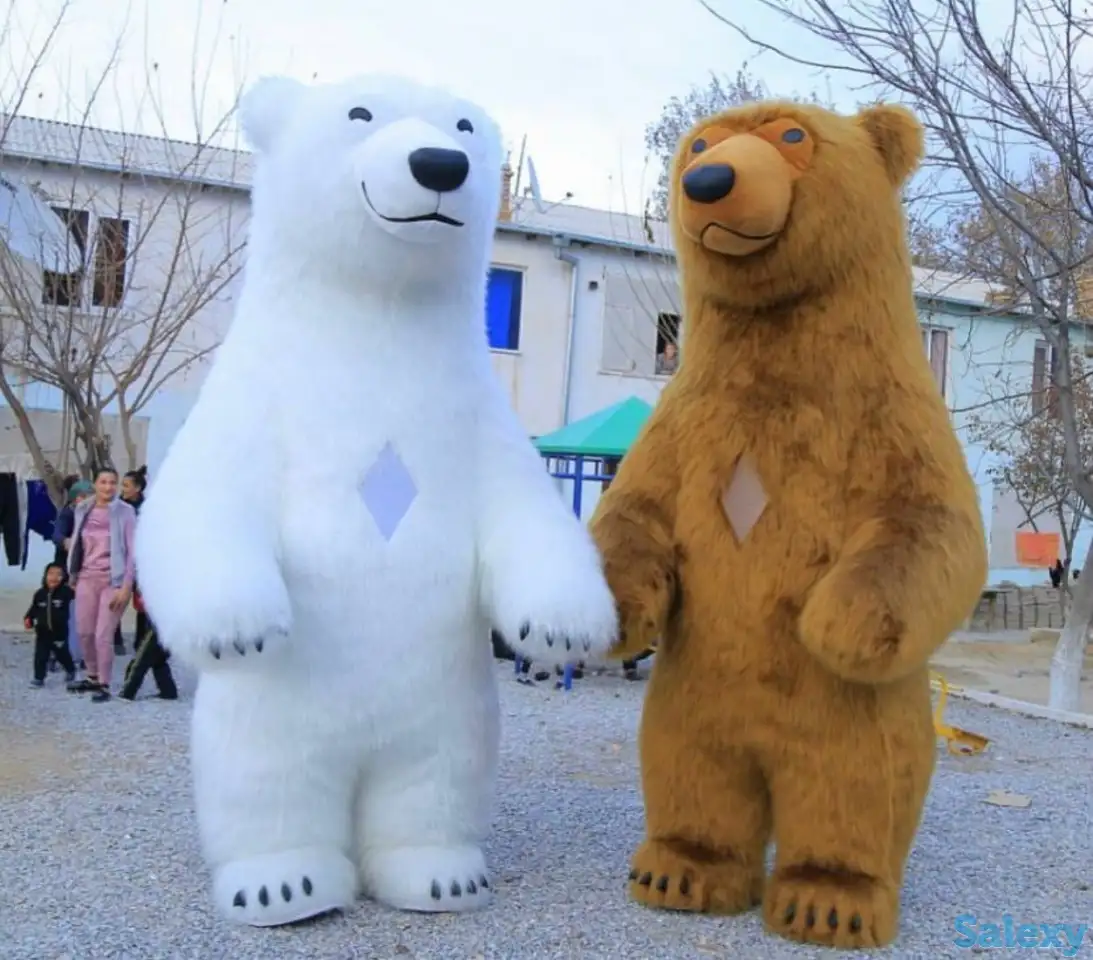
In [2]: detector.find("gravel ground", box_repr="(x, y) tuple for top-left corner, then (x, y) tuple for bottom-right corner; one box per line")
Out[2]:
(0, 636), (1090, 960)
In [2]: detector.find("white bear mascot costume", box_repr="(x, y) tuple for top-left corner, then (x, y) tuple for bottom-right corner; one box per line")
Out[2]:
(134, 74), (618, 928)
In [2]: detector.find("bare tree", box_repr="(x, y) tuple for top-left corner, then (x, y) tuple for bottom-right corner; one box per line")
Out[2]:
(0, 0), (246, 503)
(701, 0), (1093, 711)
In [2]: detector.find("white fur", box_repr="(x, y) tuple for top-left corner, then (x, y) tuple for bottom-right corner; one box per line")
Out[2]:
(134, 73), (618, 928)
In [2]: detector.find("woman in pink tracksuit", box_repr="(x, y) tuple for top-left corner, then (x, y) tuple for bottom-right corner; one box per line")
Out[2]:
(66, 467), (137, 703)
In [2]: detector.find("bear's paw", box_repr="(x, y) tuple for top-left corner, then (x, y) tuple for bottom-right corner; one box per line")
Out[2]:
(491, 559), (618, 666)
(360, 844), (492, 914)
(627, 838), (763, 915)
(214, 846), (357, 927)
(763, 864), (899, 949)
(157, 569), (293, 671)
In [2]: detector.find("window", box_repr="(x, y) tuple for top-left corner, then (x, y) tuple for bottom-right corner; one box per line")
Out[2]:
(655, 312), (680, 376)
(485, 267), (523, 351)
(92, 216), (130, 307)
(41, 207), (89, 307)
(921, 325), (949, 397)
(1032, 339), (1061, 415)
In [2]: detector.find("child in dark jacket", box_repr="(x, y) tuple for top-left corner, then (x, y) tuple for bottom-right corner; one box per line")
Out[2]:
(24, 563), (77, 687)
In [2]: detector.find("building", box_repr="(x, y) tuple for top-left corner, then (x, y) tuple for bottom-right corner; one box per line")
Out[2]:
(0, 113), (248, 479)
(0, 114), (1085, 587)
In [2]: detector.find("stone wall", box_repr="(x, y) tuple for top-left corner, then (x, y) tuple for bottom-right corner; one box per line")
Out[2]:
(969, 583), (1069, 631)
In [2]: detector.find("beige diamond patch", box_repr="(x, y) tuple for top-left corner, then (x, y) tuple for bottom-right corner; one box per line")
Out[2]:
(722, 453), (768, 543)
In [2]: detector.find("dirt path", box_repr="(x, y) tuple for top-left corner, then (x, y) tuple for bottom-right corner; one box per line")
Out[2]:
(930, 633), (1093, 714)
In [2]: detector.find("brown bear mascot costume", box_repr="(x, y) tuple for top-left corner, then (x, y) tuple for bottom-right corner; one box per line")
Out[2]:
(589, 101), (988, 950)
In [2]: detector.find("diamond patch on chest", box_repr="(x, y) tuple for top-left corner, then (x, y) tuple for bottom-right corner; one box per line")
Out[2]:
(722, 453), (768, 544)
(360, 442), (418, 541)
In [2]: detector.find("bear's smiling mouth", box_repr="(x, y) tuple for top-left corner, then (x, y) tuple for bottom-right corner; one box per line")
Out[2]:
(361, 181), (465, 228)
(700, 222), (782, 243)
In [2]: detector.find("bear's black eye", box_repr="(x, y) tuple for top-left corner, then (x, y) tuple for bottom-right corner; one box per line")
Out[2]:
(782, 128), (805, 144)
(691, 138), (707, 154)
(456, 118), (474, 134)
(348, 106), (373, 123)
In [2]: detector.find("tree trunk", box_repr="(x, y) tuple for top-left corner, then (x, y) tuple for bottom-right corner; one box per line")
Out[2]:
(1057, 582), (1071, 625)
(1049, 536), (1093, 713)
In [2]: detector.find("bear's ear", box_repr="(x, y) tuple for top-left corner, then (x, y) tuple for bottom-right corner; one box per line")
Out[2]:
(855, 103), (924, 187)
(238, 76), (308, 154)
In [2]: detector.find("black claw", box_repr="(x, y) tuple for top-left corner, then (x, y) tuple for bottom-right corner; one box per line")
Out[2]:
(257, 885), (269, 907)
(679, 876), (691, 896)
(655, 875), (668, 892)
(450, 881), (462, 897)
(233, 639), (247, 656)
(302, 876), (313, 896)
(519, 621), (530, 640)
(784, 903), (796, 923)
(638, 872), (652, 886)
(628, 869), (638, 881)
(479, 875), (489, 889)
(805, 907), (816, 928)
(583, 640), (591, 652)
(545, 632), (554, 648)
(281, 883), (292, 902)
(254, 638), (264, 653)
(849, 914), (862, 933)
(232, 890), (246, 908)
(210, 642), (221, 659)
(430, 880), (442, 900)
(828, 907), (839, 929)
(467, 879), (477, 894)
(564, 637), (572, 651)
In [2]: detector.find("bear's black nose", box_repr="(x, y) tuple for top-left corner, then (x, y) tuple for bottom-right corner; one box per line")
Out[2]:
(408, 147), (470, 193)
(682, 164), (736, 204)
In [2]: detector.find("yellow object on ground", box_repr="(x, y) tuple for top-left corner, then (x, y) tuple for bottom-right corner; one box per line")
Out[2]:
(930, 671), (990, 755)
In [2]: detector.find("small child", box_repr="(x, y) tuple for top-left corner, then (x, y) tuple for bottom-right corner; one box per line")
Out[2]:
(24, 563), (77, 687)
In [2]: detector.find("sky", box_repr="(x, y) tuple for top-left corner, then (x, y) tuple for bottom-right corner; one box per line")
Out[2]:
(10, 0), (856, 214)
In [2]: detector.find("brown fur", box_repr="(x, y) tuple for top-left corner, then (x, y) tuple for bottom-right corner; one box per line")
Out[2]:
(589, 101), (988, 950)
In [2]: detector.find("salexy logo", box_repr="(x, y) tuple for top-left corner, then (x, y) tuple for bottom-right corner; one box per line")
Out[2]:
(954, 914), (1088, 956)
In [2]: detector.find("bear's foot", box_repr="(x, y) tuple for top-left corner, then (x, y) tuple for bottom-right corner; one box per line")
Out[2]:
(360, 843), (492, 914)
(214, 846), (357, 927)
(763, 863), (898, 949)
(627, 839), (763, 914)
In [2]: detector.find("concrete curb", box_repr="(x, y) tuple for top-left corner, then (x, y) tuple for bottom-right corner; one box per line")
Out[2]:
(943, 685), (1093, 730)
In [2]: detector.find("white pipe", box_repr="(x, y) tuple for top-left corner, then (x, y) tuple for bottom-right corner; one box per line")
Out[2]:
(554, 237), (580, 427)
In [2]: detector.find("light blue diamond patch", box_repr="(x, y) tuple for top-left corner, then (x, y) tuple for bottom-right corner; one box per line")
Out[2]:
(359, 442), (418, 541)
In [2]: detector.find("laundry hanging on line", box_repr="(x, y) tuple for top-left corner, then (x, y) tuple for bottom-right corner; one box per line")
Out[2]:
(22, 478), (57, 570)
(0, 472), (22, 566)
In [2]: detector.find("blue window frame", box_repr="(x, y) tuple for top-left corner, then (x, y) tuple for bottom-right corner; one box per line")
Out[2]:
(485, 266), (523, 351)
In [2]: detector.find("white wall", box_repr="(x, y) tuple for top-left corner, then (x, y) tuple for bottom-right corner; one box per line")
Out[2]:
(487, 233), (573, 437)
(565, 252), (675, 423)
(940, 303), (1093, 584)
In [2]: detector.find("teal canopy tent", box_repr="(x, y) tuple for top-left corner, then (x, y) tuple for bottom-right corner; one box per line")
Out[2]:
(533, 396), (653, 516)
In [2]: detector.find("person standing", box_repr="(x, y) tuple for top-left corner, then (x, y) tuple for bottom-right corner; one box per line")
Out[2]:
(117, 466), (178, 701)
(66, 468), (136, 703)
(53, 479), (92, 570)
(24, 562), (77, 687)
(112, 466), (148, 656)
(119, 589), (178, 701)
(53, 480), (93, 669)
